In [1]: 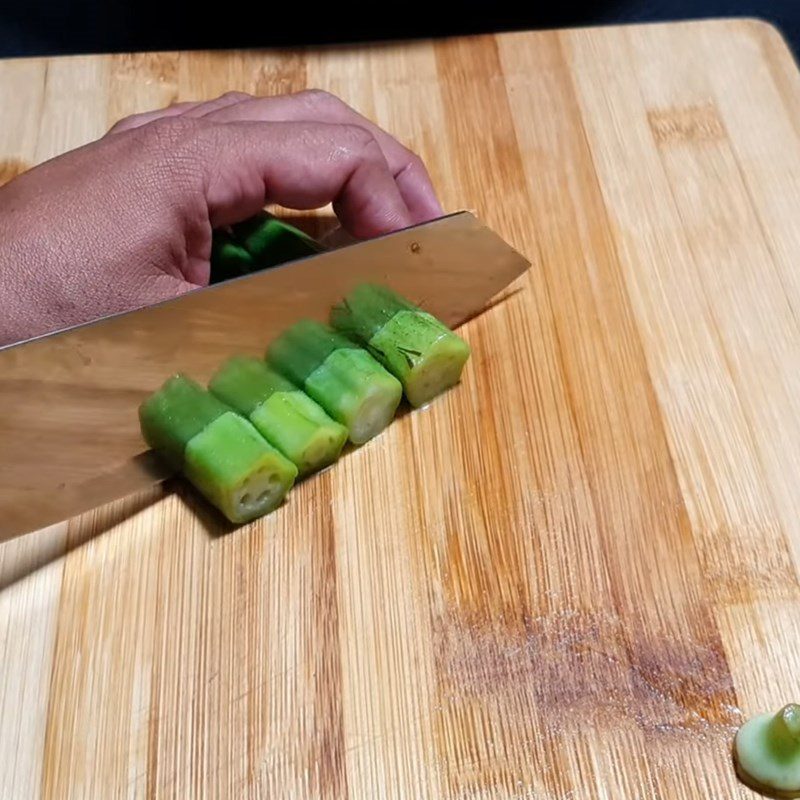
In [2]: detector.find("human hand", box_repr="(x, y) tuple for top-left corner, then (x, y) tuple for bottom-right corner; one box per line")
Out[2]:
(0, 89), (443, 346)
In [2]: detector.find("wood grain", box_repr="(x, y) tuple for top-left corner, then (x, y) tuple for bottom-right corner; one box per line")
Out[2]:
(1, 18), (799, 798)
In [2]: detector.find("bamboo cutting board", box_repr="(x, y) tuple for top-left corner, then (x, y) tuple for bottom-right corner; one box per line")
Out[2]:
(2, 18), (800, 799)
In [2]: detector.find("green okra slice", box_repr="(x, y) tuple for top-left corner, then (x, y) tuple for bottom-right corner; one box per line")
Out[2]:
(184, 411), (297, 523)
(231, 211), (322, 268)
(209, 355), (294, 416)
(139, 374), (297, 523)
(209, 356), (348, 476)
(266, 320), (402, 445)
(734, 704), (800, 797)
(330, 284), (471, 408)
(139, 374), (230, 469)
(210, 230), (256, 284)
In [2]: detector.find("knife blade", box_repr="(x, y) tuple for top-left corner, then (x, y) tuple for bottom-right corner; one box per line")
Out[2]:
(0, 211), (529, 540)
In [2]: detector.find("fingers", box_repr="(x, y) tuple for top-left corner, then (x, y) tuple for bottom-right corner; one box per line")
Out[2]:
(107, 92), (252, 134)
(110, 88), (443, 239)
(108, 101), (203, 134)
(193, 120), (413, 238)
(289, 90), (444, 222)
(179, 91), (254, 118)
(199, 89), (444, 223)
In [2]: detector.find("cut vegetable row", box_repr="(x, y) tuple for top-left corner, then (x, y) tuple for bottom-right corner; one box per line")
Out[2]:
(139, 275), (472, 525)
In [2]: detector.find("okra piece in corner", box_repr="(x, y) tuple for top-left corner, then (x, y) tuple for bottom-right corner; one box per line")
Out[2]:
(330, 284), (471, 408)
(734, 703), (800, 797)
(209, 356), (348, 476)
(266, 320), (402, 445)
(139, 374), (297, 523)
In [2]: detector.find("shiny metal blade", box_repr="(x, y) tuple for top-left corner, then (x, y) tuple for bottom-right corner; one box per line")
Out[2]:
(0, 211), (529, 540)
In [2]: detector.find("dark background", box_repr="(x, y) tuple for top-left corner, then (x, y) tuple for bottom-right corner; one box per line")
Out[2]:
(0, 0), (798, 58)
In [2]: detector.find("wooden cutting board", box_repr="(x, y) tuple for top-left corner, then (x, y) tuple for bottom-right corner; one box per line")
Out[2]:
(2, 18), (800, 799)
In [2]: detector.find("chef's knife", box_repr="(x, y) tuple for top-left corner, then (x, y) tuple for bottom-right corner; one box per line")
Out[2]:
(0, 211), (529, 540)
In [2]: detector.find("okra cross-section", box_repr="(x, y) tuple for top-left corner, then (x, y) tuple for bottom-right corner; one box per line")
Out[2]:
(330, 284), (471, 407)
(184, 412), (297, 523)
(209, 356), (348, 476)
(139, 374), (297, 523)
(266, 320), (402, 445)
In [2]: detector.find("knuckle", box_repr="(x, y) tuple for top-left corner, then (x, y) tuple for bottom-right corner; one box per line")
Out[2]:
(219, 90), (251, 102)
(340, 123), (377, 149)
(125, 116), (211, 181)
(107, 112), (146, 135)
(137, 115), (201, 150)
(106, 119), (127, 135)
(298, 88), (342, 112)
(404, 152), (426, 175)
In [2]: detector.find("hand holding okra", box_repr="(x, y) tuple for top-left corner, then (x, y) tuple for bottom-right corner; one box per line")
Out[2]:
(0, 89), (443, 346)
